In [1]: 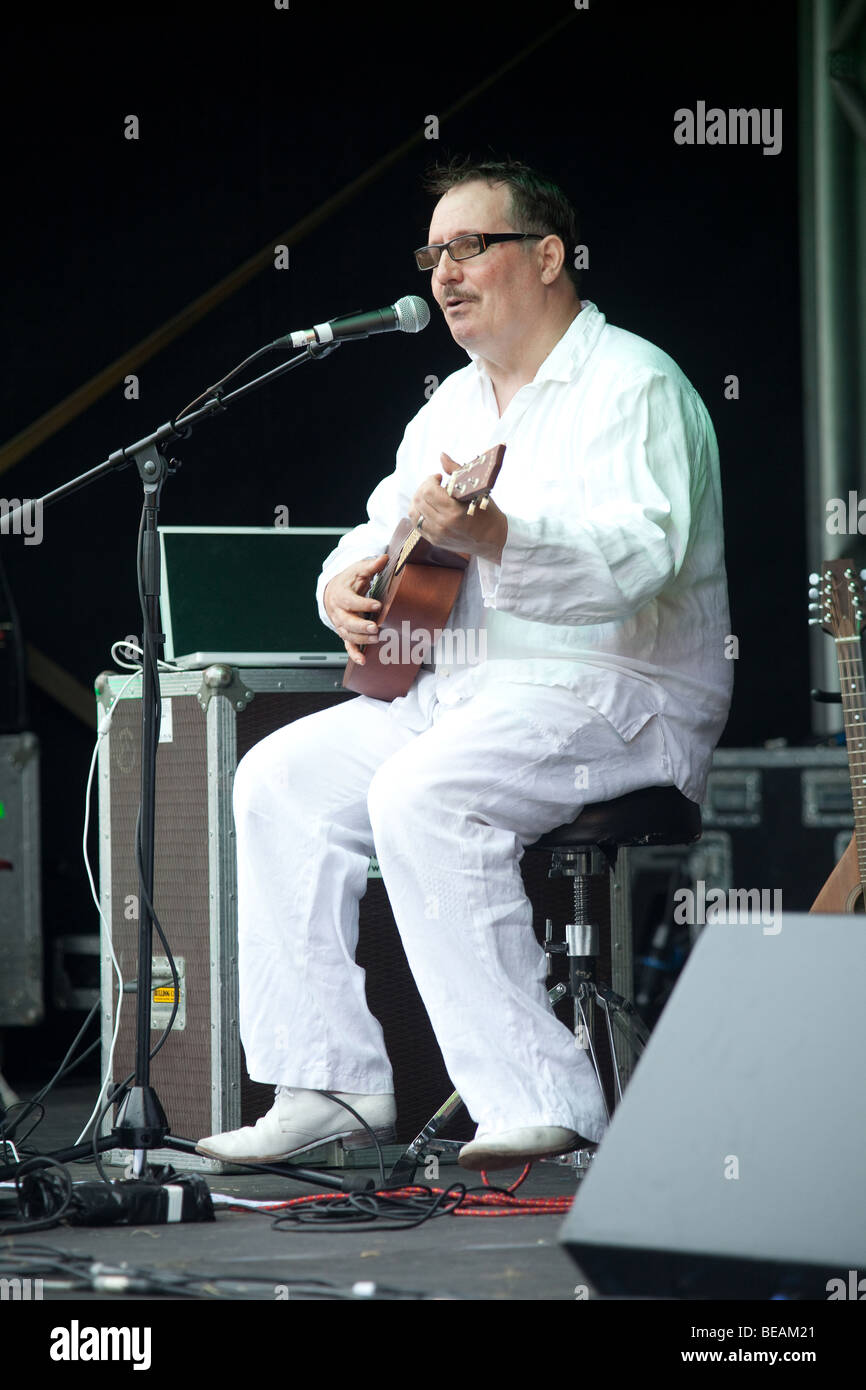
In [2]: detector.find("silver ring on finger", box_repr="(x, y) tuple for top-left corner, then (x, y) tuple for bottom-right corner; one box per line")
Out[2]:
(416, 514), (424, 531)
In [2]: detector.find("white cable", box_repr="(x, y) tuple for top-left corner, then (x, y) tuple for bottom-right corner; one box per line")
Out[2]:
(75, 665), (140, 1146)
(110, 638), (181, 674)
(208, 1194), (293, 1210)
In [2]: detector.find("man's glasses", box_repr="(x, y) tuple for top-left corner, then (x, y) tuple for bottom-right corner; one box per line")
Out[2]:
(414, 232), (543, 271)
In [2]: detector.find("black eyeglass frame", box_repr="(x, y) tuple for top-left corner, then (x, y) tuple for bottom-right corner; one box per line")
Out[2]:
(414, 232), (544, 271)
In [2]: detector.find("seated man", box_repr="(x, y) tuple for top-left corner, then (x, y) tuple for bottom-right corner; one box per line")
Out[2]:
(197, 156), (733, 1171)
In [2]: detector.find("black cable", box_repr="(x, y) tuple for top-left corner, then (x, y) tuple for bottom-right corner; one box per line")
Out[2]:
(0, 1241), (78, 1272)
(4, 534), (179, 1162)
(318, 1090), (387, 1188)
(1, 999), (100, 1144)
(175, 1275), (431, 1300)
(270, 1182), (467, 1234)
(129, 505), (182, 1064)
(0, 1099), (45, 1151)
(76, 507), (181, 1172)
(0, 538), (28, 731)
(92, 1079), (133, 1184)
(0, 1244), (434, 1299)
(0, 1156), (73, 1236)
(53, 1036), (101, 1083)
(173, 341), (295, 425)
(132, 809), (180, 1062)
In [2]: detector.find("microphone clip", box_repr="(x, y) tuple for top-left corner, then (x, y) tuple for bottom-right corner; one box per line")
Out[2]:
(308, 340), (341, 360)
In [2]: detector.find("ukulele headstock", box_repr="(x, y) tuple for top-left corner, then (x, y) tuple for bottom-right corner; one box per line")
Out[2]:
(810, 559), (866, 640)
(444, 444), (505, 516)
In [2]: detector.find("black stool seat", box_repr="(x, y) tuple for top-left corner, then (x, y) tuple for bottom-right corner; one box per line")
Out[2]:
(529, 785), (701, 852)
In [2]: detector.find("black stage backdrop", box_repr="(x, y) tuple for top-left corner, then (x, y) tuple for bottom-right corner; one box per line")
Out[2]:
(0, 0), (802, 1074)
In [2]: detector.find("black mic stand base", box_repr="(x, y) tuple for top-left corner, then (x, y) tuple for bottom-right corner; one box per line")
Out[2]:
(113, 1085), (168, 1150)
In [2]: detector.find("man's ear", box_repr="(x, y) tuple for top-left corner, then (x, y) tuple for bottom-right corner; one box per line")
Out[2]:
(539, 233), (565, 284)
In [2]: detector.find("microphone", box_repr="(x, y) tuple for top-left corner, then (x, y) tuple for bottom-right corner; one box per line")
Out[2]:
(278, 295), (430, 350)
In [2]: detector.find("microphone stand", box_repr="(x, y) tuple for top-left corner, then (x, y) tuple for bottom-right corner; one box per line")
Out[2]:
(1, 339), (376, 1195)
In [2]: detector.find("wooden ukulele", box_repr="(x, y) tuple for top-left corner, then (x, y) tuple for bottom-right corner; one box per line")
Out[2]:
(342, 444), (505, 701)
(809, 558), (866, 913)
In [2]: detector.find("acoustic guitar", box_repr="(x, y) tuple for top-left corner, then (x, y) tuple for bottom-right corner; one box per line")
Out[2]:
(809, 557), (866, 913)
(342, 444), (505, 701)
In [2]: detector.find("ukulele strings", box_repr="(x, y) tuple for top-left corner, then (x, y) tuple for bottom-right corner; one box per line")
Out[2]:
(368, 449), (498, 601)
(369, 524), (425, 601)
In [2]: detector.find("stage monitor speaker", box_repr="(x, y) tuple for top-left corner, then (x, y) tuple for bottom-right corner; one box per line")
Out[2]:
(560, 912), (866, 1298)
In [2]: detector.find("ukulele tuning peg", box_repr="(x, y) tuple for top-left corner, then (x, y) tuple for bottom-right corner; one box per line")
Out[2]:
(479, 496), (490, 510)
(467, 500), (477, 516)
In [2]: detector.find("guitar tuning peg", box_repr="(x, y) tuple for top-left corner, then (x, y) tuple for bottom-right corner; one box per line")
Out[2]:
(808, 588), (819, 600)
(808, 617), (825, 626)
(809, 572), (820, 585)
(479, 496), (490, 510)
(467, 500), (477, 516)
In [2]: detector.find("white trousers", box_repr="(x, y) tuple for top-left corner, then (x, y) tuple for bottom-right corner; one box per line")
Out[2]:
(234, 671), (671, 1140)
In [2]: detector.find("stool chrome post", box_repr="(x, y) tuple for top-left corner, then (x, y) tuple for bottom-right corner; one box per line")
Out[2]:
(549, 845), (632, 1123)
(549, 847), (602, 1045)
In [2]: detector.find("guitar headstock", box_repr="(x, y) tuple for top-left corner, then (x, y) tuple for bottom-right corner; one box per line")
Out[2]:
(444, 444), (505, 516)
(810, 559), (866, 639)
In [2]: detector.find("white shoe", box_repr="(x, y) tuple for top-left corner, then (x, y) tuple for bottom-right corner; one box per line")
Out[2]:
(196, 1087), (397, 1163)
(458, 1125), (586, 1172)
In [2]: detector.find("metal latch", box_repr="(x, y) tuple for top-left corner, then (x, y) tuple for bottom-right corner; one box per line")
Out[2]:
(197, 664), (255, 713)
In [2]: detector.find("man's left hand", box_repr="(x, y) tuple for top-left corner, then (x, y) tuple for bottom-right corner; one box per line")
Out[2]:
(409, 452), (508, 564)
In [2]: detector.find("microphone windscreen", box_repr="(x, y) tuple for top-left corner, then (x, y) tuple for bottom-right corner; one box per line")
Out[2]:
(394, 295), (430, 334)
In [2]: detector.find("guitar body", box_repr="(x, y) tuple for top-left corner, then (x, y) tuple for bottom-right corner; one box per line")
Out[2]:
(342, 445), (505, 702)
(810, 834), (865, 914)
(343, 521), (467, 700)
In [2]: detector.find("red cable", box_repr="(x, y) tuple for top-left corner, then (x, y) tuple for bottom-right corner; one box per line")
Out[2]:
(222, 1177), (574, 1218)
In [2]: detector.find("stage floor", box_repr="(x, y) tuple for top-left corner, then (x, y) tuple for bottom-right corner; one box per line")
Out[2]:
(3, 1077), (857, 1378)
(1, 1082), (590, 1303)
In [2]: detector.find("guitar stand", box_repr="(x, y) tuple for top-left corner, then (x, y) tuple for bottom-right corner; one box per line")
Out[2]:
(386, 848), (650, 1187)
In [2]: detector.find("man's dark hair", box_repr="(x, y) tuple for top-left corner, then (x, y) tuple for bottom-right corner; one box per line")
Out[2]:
(423, 156), (582, 296)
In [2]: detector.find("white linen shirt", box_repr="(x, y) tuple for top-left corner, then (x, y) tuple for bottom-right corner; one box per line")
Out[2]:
(316, 301), (733, 803)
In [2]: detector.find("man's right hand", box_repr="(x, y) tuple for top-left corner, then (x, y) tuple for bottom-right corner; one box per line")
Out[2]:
(323, 554), (389, 665)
